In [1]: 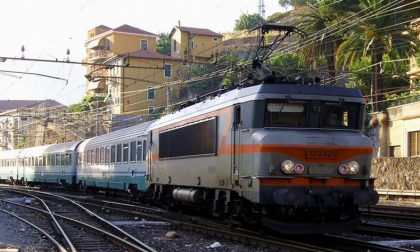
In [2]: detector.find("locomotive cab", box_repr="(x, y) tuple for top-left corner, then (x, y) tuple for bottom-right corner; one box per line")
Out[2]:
(232, 83), (379, 233)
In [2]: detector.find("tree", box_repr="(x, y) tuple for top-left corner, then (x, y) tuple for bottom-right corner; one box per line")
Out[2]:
(336, 0), (418, 111)
(67, 94), (107, 113)
(234, 13), (264, 31)
(278, 0), (313, 8)
(156, 33), (171, 55)
(295, 0), (359, 82)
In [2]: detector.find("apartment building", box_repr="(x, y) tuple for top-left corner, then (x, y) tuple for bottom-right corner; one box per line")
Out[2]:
(169, 21), (223, 63)
(84, 24), (158, 94)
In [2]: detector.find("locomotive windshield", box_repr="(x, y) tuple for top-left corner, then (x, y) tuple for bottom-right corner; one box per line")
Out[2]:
(264, 100), (362, 129)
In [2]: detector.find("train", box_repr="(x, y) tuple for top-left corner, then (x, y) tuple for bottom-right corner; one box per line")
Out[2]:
(0, 82), (379, 233)
(0, 25), (379, 233)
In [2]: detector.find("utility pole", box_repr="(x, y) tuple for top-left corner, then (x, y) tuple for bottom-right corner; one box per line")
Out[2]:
(258, 0), (265, 21)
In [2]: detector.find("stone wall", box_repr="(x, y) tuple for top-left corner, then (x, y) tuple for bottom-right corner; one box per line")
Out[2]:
(371, 157), (420, 190)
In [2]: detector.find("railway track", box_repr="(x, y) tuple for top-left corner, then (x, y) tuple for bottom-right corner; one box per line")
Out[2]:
(360, 204), (420, 222)
(0, 188), (156, 252)
(1, 185), (419, 252)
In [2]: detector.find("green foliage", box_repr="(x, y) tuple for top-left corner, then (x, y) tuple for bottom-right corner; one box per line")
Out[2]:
(156, 33), (171, 55)
(278, 0), (312, 8)
(234, 13), (264, 31)
(269, 51), (299, 68)
(67, 94), (108, 113)
(16, 137), (26, 149)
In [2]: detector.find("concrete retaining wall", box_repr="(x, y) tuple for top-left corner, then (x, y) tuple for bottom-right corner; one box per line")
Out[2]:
(371, 158), (420, 191)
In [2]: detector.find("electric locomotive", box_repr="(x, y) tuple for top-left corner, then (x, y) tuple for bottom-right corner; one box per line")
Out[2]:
(145, 25), (378, 233)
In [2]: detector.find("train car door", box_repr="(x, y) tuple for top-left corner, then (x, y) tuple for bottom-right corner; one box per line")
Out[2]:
(146, 130), (153, 183)
(231, 105), (241, 186)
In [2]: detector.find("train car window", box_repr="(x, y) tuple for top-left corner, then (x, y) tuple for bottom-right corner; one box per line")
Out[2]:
(56, 154), (60, 166)
(136, 140), (142, 162)
(123, 143), (129, 163)
(43, 155), (46, 167)
(38, 156), (42, 166)
(86, 150), (90, 165)
(61, 154), (65, 166)
(142, 140), (147, 161)
(130, 141), (136, 162)
(111, 145), (116, 163)
(159, 118), (217, 159)
(117, 144), (122, 163)
(321, 103), (360, 129)
(100, 147), (105, 164)
(234, 106), (241, 130)
(105, 146), (110, 164)
(95, 148), (99, 164)
(265, 102), (306, 127)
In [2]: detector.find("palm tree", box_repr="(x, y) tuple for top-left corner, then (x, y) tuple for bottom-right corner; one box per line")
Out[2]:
(296, 0), (358, 82)
(336, 0), (418, 111)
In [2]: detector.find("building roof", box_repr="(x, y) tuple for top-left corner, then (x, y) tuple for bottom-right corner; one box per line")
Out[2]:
(0, 99), (66, 112)
(126, 50), (182, 61)
(113, 24), (157, 37)
(170, 26), (223, 38)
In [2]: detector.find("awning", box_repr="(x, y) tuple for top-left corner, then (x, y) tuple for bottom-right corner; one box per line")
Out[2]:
(87, 82), (99, 90)
(87, 38), (106, 49)
(87, 80), (105, 91)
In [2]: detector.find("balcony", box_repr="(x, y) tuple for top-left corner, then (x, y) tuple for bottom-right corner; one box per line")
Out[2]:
(87, 50), (110, 62)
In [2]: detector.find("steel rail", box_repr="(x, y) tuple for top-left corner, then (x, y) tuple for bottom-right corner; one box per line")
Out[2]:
(10, 191), (77, 252)
(0, 199), (150, 252)
(7, 188), (157, 252)
(357, 222), (420, 239)
(75, 200), (339, 252)
(324, 234), (418, 252)
(0, 209), (67, 252)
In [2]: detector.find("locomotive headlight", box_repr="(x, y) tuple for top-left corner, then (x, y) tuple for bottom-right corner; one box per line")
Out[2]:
(338, 164), (349, 175)
(347, 161), (360, 175)
(338, 161), (360, 175)
(294, 164), (305, 174)
(281, 160), (295, 174)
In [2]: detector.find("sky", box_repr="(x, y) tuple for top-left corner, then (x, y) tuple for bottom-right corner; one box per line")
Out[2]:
(0, 0), (285, 106)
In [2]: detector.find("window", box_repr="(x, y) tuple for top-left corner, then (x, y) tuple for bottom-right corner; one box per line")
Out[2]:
(100, 147), (105, 164)
(111, 145), (116, 163)
(265, 102), (306, 127)
(212, 37), (218, 42)
(117, 144), (122, 163)
(105, 146), (110, 164)
(164, 64), (172, 77)
(190, 40), (194, 49)
(321, 103), (360, 129)
(61, 154), (65, 166)
(173, 39), (177, 52)
(148, 106), (154, 114)
(136, 140), (142, 162)
(87, 150), (91, 165)
(159, 118), (217, 158)
(123, 143), (129, 163)
(409, 131), (420, 156)
(147, 87), (155, 100)
(143, 140), (147, 161)
(141, 39), (148, 51)
(95, 148), (99, 164)
(130, 141), (136, 162)
(389, 145), (401, 157)
(56, 154), (60, 166)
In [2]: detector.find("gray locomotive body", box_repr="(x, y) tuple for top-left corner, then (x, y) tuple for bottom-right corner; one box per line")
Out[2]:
(146, 83), (378, 232)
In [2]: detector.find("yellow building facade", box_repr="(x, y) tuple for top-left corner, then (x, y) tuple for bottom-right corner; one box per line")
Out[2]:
(169, 22), (223, 63)
(84, 23), (223, 117)
(84, 24), (158, 94)
(105, 51), (188, 116)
